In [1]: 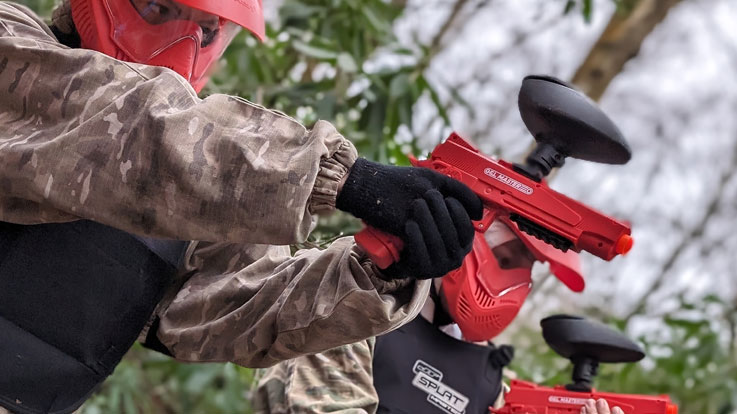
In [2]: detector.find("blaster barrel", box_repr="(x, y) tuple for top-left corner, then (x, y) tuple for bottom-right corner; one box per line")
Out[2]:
(416, 133), (632, 261)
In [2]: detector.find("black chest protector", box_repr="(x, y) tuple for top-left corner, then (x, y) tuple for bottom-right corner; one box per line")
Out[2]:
(373, 317), (512, 414)
(0, 220), (187, 414)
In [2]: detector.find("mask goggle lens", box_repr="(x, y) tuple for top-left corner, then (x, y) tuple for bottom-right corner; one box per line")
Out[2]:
(109, 0), (241, 86)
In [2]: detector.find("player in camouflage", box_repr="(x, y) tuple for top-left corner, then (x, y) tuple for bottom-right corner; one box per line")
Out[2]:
(0, 0), (482, 373)
(252, 221), (625, 414)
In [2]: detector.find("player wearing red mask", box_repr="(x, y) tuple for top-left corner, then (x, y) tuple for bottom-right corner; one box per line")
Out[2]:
(0, 1), (483, 413)
(253, 220), (629, 414)
(67, 0), (265, 91)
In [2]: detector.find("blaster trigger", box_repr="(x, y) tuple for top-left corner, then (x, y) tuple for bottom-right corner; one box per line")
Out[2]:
(475, 209), (497, 233)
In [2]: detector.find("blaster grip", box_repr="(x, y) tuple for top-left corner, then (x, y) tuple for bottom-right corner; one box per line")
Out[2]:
(354, 226), (404, 269)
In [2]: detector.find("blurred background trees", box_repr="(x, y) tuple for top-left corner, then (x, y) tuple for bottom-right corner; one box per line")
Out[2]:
(21, 0), (737, 413)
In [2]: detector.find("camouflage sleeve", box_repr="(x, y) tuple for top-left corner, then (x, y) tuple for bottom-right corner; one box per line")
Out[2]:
(0, 3), (355, 244)
(252, 339), (378, 414)
(155, 238), (429, 368)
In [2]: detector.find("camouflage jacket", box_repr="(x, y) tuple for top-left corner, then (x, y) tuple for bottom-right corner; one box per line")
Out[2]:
(0, 2), (429, 367)
(253, 339), (379, 414)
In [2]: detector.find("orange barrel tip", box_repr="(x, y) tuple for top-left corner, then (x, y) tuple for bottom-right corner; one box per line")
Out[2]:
(666, 403), (679, 414)
(615, 234), (634, 255)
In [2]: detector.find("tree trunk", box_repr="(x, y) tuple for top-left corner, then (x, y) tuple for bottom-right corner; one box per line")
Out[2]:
(571, 0), (682, 100)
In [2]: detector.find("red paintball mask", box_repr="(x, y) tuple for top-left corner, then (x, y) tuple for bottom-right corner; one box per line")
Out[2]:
(70, 0), (265, 92)
(441, 219), (583, 342)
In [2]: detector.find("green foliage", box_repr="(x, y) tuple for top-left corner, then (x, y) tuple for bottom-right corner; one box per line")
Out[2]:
(564, 0), (594, 22)
(17, 0), (56, 17)
(609, 299), (737, 413)
(563, 0), (637, 22)
(509, 296), (737, 413)
(82, 345), (256, 414)
(206, 0), (447, 165)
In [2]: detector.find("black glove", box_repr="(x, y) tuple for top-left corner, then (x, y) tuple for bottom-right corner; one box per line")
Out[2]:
(337, 158), (483, 279)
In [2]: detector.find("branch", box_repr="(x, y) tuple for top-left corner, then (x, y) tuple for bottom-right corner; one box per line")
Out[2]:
(417, 0), (472, 73)
(440, 25), (549, 145)
(411, 0), (475, 139)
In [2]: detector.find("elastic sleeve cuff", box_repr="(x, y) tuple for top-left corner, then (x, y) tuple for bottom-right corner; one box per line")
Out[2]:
(369, 267), (414, 294)
(309, 122), (358, 215)
(353, 245), (414, 294)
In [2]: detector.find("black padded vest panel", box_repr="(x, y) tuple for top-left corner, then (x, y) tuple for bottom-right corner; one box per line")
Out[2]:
(0, 220), (186, 414)
(373, 317), (508, 414)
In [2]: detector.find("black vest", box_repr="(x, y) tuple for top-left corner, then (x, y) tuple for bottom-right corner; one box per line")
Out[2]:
(0, 220), (186, 414)
(373, 317), (512, 414)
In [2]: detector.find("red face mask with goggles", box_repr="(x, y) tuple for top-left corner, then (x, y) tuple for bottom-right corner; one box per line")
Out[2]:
(441, 219), (584, 342)
(70, 0), (265, 92)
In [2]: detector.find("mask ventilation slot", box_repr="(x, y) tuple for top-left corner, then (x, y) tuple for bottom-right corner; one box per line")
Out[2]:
(457, 293), (473, 319)
(474, 284), (496, 308)
(474, 313), (505, 330)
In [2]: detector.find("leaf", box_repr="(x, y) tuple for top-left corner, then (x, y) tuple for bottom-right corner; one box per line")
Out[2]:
(337, 53), (358, 73)
(562, 0), (593, 22)
(122, 394), (137, 414)
(363, 98), (387, 161)
(392, 46), (416, 56)
(398, 95), (413, 130)
(422, 79), (450, 126)
(702, 294), (725, 304)
(280, 0), (322, 20)
(361, 6), (392, 34)
(583, 0), (593, 22)
(362, 86), (378, 102)
(563, 0), (576, 15)
(385, 99), (399, 141)
(315, 93), (337, 119)
(292, 41), (339, 60)
(448, 86), (476, 120)
(663, 316), (707, 336)
(389, 73), (411, 99)
(352, 32), (365, 62)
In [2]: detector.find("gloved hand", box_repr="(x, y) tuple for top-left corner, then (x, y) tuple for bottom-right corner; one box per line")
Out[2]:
(336, 158), (483, 279)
